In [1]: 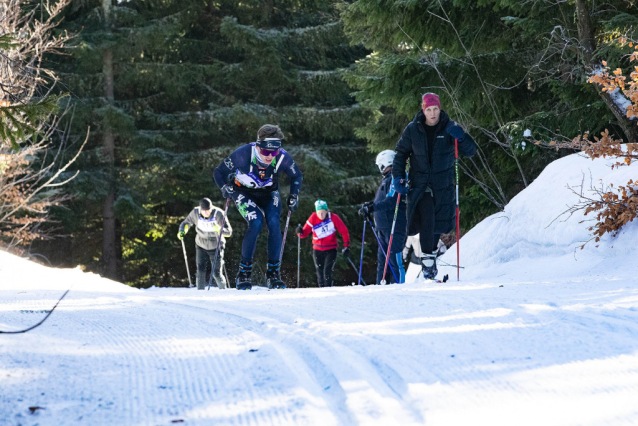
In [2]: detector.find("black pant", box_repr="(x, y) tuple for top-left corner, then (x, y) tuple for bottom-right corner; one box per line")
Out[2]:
(410, 192), (441, 255)
(196, 243), (225, 290)
(312, 249), (337, 287)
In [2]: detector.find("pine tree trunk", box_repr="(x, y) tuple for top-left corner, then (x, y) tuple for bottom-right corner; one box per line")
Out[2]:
(102, 0), (120, 281)
(575, 0), (638, 143)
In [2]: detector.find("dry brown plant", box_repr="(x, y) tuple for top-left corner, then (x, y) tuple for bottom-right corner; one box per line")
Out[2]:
(534, 37), (638, 246)
(0, 0), (86, 252)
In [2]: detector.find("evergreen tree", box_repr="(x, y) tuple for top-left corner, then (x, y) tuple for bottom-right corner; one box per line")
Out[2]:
(40, 0), (375, 287)
(342, 0), (638, 227)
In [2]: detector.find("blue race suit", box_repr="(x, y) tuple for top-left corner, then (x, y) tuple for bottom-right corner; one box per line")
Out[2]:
(373, 170), (407, 284)
(214, 143), (303, 263)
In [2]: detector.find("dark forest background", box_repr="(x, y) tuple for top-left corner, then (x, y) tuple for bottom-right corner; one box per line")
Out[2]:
(5, 0), (638, 287)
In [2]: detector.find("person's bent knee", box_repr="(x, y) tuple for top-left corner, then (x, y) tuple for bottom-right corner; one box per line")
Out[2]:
(246, 216), (264, 232)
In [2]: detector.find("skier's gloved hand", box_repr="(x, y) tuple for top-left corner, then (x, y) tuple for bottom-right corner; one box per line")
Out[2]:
(177, 225), (188, 240)
(446, 121), (465, 141)
(287, 194), (299, 212)
(296, 224), (303, 236)
(341, 247), (351, 259)
(221, 184), (235, 199)
(358, 200), (374, 219)
(392, 177), (409, 195)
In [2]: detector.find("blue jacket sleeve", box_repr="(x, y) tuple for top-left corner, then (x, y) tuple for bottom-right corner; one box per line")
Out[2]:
(374, 177), (399, 213)
(280, 153), (303, 195)
(458, 133), (477, 157)
(214, 146), (247, 189)
(445, 121), (477, 158)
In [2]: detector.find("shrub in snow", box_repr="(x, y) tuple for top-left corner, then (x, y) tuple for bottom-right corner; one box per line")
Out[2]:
(530, 39), (638, 246)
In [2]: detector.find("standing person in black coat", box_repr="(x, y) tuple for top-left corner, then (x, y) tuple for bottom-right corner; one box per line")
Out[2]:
(392, 93), (477, 279)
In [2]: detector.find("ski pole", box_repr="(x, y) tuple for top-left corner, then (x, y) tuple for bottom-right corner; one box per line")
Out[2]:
(223, 264), (230, 288)
(366, 219), (399, 284)
(279, 210), (292, 262)
(297, 231), (301, 289)
(381, 194), (401, 285)
(358, 220), (366, 286)
(437, 259), (465, 269)
(455, 138), (460, 282)
(208, 198), (230, 291)
(348, 257), (367, 286)
(181, 239), (194, 288)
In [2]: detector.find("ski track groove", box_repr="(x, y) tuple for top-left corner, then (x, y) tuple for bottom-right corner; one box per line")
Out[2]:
(151, 298), (357, 426)
(51, 296), (258, 426)
(152, 297), (434, 425)
(3, 278), (638, 425)
(155, 297), (309, 426)
(103, 288), (636, 425)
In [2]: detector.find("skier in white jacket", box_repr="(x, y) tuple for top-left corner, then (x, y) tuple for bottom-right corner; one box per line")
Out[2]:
(178, 198), (232, 290)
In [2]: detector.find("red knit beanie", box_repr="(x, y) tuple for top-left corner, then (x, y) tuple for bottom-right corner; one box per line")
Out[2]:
(422, 93), (440, 109)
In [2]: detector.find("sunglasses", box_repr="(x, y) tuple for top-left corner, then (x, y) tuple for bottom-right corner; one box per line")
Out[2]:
(258, 147), (280, 157)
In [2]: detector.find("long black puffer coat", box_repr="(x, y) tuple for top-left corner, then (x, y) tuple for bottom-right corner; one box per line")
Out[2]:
(392, 110), (477, 235)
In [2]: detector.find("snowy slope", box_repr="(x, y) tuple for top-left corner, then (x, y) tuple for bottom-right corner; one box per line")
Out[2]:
(440, 152), (638, 281)
(1, 152), (638, 426)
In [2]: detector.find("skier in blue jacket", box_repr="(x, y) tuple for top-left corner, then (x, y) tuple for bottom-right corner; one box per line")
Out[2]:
(358, 150), (407, 284)
(214, 124), (303, 290)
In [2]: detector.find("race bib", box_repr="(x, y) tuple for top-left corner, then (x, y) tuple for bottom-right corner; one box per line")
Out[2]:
(197, 216), (221, 235)
(234, 171), (274, 189)
(313, 218), (335, 239)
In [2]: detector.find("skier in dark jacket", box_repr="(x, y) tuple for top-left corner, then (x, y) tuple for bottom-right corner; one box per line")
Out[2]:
(358, 150), (407, 284)
(392, 93), (477, 279)
(214, 124), (303, 290)
(178, 198), (232, 290)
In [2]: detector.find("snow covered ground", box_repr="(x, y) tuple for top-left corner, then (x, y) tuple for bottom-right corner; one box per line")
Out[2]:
(1, 152), (638, 426)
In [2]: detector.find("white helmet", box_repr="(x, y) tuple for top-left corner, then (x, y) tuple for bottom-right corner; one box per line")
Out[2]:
(375, 150), (395, 174)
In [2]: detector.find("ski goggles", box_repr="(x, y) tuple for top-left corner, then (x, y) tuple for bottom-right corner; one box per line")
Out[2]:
(258, 147), (280, 157)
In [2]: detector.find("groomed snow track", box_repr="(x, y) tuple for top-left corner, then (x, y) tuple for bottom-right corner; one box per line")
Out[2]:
(2, 266), (638, 425)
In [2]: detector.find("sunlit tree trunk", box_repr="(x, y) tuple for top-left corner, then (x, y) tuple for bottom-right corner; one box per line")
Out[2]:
(102, 0), (120, 280)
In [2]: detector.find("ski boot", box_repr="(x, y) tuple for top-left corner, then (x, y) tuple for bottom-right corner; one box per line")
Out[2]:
(235, 262), (252, 290)
(266, 261), (286, 289)
(420, 253), (438, 280)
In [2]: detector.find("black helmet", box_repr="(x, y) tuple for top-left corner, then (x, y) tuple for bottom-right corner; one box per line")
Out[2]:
(199, 198), (212, 211)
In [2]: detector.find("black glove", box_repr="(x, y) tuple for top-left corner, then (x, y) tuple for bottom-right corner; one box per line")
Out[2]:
(341, 247), (351, 259)
(221, 184), (235, 199)
(287, 194), (299, 212)
(358, 201), (374, 219)
(296, 224), (303, 236)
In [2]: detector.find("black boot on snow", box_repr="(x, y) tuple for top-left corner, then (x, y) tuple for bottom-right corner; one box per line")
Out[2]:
(266, 261), (286, 289)
(420, 253), (438, 280)
(235, 262), (252, 290)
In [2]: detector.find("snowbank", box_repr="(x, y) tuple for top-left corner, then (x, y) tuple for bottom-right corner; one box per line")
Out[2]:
(440, 152), (638, 281)
(0, 249), (136, 294)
